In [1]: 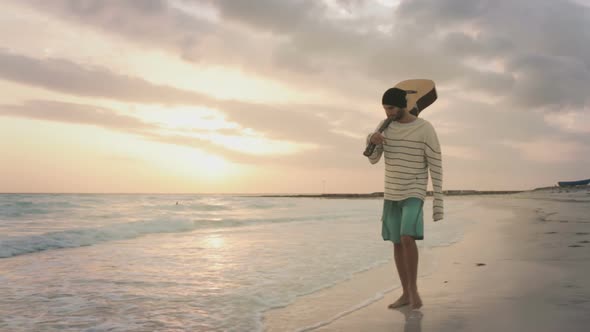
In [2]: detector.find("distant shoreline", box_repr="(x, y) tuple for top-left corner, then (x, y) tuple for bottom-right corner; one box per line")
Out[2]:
(257, 190), (525, 199)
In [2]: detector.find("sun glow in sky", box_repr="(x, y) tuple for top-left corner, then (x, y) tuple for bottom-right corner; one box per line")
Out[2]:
(1, 0), (589, 193)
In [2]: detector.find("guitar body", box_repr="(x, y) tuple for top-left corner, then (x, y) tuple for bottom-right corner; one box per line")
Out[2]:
(393, 79), (437, 116)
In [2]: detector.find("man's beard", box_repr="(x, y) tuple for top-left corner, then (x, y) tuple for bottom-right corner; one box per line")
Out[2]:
(393, 109), (405, 121)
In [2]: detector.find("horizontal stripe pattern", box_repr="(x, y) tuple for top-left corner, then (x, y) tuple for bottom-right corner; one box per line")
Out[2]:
(365, 118), (444, 220)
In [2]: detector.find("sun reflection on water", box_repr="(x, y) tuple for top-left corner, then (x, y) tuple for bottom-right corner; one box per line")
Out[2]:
(205, 234), (225, 249)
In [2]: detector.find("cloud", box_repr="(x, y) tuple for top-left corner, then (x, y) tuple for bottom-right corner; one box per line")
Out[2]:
(211, 0), (321, 34)
(544, 109), (590, 134)
(211, 0), (590, 109)
(502, 138), (589, 163)
(0, 99), (255, 162)
(3, 0), (590, 190)
(11, 0), (216, 57)
(0, 49), (378, 150)
(396, 0), (590, 108)
(0, 100), (156, 132)
(11, 0), (589, 113)
(507, 54), (590, 108)
(0, 50), (212, 105)
(0, 99), (368, 168)
(443, 145), (484, 161)
(14, 0), (581, 109)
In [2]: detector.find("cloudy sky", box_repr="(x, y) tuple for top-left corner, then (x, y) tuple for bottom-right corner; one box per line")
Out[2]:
(1, 0), (589, 193)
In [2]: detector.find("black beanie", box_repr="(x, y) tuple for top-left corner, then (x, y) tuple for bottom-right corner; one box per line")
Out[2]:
(382, 87), (407, 108)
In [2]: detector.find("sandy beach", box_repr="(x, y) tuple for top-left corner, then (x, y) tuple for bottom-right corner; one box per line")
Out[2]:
(263, 191), (590, 332)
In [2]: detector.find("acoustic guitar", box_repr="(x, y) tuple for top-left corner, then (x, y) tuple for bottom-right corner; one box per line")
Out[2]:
(363, 79), (438, 157)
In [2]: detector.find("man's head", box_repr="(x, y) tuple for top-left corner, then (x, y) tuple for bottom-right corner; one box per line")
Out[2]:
(382, 87), (407, 120)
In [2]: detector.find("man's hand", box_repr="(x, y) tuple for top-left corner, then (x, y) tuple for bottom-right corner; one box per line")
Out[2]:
(370, 132), (385, 145)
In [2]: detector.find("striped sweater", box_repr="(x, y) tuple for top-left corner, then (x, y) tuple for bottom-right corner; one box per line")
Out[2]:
(366, 118), (444, 221)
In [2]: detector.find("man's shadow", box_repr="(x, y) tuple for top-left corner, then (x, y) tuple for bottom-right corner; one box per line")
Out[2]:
(393, 307), (423, 332)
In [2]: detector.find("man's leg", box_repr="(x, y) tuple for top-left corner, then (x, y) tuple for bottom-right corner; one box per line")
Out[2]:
(389, 243), (411, 308)
(401, 235), (422, 309)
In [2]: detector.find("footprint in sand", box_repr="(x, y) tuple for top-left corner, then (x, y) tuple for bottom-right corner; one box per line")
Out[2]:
(575, 232), (589, 235)
(569, 245), (584, 248)
(545, 231), (558, 234)
(578, 240), (590, 244)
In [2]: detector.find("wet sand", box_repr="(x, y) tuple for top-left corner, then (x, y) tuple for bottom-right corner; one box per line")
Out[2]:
(263, 193), (590, 332)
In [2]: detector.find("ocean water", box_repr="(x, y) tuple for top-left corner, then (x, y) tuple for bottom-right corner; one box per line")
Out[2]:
(0, 194), (475, 331)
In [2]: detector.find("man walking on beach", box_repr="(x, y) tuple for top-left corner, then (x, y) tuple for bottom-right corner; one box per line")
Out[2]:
(365, 87), (443, 310)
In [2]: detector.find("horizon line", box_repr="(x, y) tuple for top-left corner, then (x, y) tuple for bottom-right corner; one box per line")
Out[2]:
(0, 189), (540, 195)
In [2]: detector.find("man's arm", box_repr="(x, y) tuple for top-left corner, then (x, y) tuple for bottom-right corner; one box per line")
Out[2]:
(425, 123), (443, 221)
(365, 120), (385, 164)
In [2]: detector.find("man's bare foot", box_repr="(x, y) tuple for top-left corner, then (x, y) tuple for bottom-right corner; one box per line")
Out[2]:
(409, 292), (423, 310)
(388, 294), (410, 309)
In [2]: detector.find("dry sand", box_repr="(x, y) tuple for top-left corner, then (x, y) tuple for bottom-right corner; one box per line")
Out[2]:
(263, 194), (590, 332)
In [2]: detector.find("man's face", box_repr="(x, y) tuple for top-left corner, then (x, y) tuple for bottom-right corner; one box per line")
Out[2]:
(383, 105), (405, 120)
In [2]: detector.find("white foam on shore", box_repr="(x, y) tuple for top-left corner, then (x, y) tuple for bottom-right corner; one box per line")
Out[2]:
(0, 212), (371, 258)
(0, 218), (207, 258)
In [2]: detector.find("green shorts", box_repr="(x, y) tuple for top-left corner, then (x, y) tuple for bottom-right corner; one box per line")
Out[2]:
(381, 198), (424, 243)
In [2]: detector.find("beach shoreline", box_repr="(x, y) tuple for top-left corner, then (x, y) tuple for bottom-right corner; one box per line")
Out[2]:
(255, 190), (525, 199)
(263, 193), (590, 332)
